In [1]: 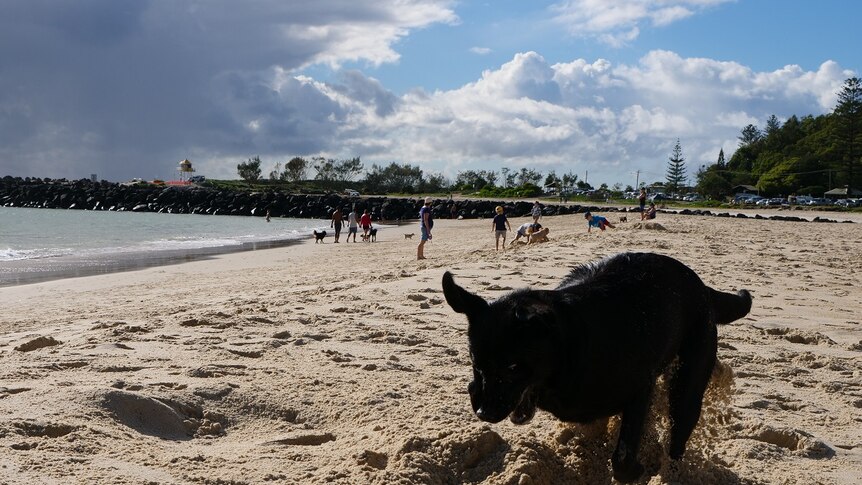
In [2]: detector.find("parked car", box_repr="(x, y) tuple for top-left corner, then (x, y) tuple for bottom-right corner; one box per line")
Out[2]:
(733, 194), (763, 204)
(756, 197), (787, 206)
(344, 189), (360, 197)
(648, 193), (669, 202)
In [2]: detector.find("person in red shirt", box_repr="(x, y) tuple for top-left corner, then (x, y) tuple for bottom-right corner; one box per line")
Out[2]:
(360, 209), (372, 241)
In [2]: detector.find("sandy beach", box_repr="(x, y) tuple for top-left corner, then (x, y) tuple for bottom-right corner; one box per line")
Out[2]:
(1, 210), (861, 484)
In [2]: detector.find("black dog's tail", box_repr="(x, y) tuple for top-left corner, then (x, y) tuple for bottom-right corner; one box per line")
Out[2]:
(710, 288), (752, 325)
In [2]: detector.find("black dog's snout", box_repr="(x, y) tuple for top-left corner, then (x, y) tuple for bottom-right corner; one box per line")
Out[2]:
(475, 407), (492, 422)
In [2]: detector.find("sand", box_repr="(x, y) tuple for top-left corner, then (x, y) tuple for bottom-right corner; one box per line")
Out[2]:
(1, 210), (861, 484)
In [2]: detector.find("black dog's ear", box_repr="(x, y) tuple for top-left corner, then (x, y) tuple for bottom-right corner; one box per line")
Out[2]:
(442, 271), (488, 316)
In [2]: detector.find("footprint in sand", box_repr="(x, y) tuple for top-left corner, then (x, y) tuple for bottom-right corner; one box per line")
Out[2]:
(14, 336), (61, 352)
(11, 420), (76, 438)
(265, 432), (335, 446)
(736, 424), (834, 458)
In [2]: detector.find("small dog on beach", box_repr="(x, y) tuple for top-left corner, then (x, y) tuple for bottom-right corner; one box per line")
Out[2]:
(361, 228), (378, 242)
(619, 216), (628, 223)
(404, 233), (415, 240)
(442, 253), (752, 483)
(313, 230), (327, 243)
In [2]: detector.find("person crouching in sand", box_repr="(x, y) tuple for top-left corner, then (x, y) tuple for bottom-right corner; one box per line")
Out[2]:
(585, 211), (615, 232)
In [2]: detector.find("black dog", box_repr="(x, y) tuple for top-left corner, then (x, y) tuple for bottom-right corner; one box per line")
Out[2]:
(442, 252), (751, 483)
(313, 230), (327, 243)
(361, 227), (378, 242)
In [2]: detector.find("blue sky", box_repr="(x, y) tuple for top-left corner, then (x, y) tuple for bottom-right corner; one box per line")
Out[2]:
(1, 0), (859, 188)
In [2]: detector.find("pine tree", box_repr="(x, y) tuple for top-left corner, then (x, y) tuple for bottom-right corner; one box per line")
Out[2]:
(716, 148), (726, 169)
(832, 77), (862, 194)
(665, 139), (687, 194)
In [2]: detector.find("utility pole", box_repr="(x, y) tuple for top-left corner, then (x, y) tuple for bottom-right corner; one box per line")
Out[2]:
(633, 170), (640, 190)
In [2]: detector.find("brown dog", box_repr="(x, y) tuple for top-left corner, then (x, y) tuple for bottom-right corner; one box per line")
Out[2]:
(404, 233), (415, 240)
(528, 227), (550, 244)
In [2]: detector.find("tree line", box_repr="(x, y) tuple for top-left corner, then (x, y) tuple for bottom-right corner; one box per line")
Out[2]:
(236, 155), (591, 197)
(695, 77), (861, 199)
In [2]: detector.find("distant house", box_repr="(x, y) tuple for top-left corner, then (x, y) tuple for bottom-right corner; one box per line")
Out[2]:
(647, 183), (666, 194)
(732, 185), (758, 195)
(823, 186), (862, 199)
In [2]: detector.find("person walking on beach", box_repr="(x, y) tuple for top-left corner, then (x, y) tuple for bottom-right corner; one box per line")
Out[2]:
(331, 208), (343, 243)
(417, 197), (433, 260)
(265, 209), (271, 222)
(638, 188), (647, 213)
(584, 211), (615, 233)
(360, 209), (372, 241)
(492, 206), (512, 250)
(346, 208), (359, 242)
(531, 201), (543, 224)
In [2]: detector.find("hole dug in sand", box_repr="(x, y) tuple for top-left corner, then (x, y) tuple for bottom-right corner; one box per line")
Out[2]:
(98, 390), (225, 440)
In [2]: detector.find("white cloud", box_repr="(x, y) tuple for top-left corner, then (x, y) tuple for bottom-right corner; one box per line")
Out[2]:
(550, 0), (733, 46)
(470, 46), (492, 55)
(293, 49), (852, 185)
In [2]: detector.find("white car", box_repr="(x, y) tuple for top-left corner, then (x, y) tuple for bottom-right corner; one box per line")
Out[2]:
(345, 189), (360, 197)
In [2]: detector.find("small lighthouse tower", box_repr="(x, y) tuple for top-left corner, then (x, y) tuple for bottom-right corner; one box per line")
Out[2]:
(178, 159), (195, 183)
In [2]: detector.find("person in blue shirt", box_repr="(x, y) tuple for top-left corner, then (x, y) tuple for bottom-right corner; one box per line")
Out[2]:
(584, 211), (616, 232)
(492, 206), (512, 250)
(417, 197), (434, 260)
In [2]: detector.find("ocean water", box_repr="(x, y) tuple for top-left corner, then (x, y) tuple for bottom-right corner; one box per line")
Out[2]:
(0, 207), (330, 286)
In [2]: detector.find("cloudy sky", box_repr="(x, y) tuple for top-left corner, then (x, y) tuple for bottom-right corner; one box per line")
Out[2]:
(1, 0), (859, 187)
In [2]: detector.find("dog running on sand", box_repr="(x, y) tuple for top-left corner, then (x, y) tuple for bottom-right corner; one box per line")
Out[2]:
(442, 252), (752, 483)
(313, 230), (327, 243)
(404, 233), (415, 240)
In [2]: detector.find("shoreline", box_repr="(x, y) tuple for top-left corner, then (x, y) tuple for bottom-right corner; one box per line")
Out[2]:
(2, 205), (859, 289)
(0, 237), (307, 288)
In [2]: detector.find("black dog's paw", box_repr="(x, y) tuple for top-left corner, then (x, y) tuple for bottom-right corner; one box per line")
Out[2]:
(612, 460), (644, 483)
(509, 389), (537, 425)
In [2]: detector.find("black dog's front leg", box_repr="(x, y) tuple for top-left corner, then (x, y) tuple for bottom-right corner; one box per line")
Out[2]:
(611, 387), (653, 483)
(467, 368), (483, 414)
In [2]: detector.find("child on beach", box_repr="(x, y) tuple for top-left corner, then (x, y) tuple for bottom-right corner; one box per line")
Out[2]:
(492, 206), (511, 250)
(584, 212), (615, 232)
(531, 201), (543, 223)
